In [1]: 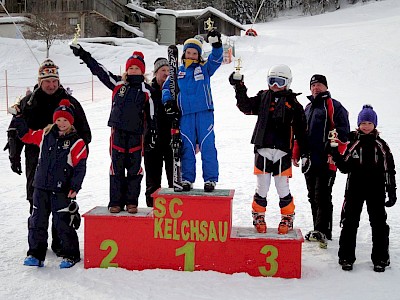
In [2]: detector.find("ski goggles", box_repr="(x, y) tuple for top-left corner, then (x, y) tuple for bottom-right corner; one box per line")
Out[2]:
(268, 76), (288, 88)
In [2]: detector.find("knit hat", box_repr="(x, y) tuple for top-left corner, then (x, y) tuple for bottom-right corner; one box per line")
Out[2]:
(357, 104), (378, 127)
(183, 37), (203, 55)
(310, 74), (328, 88)
(38, 59), (59, 84)
(125, 51), (145, 73)
(154, 57), (169, 73)
(53, 99), (74, 125)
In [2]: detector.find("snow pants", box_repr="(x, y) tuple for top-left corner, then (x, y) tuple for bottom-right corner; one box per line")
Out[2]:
(252, 148), (294, 215)
(27, 188), (80, 261)
(179, 110), (218, 183)
(24, 144), (61, 252)
(144, 140), (173, 207)
(109, 128), (143, 208)
(338, 187), (390, 265)
(305, 167), (336, 240)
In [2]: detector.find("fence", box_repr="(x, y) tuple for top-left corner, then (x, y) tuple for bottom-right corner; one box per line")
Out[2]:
(0, 70), (112, 114)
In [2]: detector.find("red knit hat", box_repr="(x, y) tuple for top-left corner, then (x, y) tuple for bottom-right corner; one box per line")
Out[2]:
(53, 99), (74, 125)
(125, 51), (145, 73)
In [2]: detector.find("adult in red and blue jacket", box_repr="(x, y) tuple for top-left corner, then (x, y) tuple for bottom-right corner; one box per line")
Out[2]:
(162, 34), (223, 190)
(302, 74), (350, 242)
(11, 107), (87, 265)
(71, 44), (156, 212)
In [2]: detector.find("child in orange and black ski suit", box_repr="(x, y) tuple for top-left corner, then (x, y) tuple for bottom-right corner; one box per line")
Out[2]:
(330, 105), (397, 272)
(229, 64), (308, 234)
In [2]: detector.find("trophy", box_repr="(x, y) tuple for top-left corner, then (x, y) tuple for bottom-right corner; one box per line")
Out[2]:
(204, 17), (215, 32)
(71, 24), (81, 45)
(328, 129), (338, 147)
(233, 58), (243, 81)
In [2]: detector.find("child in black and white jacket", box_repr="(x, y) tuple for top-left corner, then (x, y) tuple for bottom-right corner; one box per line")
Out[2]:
(330, 104), (397, 272)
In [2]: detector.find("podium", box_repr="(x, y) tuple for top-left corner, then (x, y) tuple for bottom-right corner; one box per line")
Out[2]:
(83, 188), (304, 278)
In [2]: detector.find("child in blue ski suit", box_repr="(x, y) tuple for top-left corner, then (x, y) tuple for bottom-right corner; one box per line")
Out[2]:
(162, 31), (223, 192)
(70, 44), (157, 213)
(11, 99), (87, 269)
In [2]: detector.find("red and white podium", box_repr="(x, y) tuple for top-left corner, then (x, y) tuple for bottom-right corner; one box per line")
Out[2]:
(83, 188), (304, 278)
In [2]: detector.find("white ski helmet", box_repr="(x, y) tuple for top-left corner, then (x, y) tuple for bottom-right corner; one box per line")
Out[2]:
(267, 64), (292, 89)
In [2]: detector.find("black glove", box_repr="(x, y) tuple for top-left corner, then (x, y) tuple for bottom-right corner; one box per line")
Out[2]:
(10, 155), (22, 175)
(165, 101), (180, 122)
(229, 72), (244, 86)
(385, 186), (397, 207)
(68, 200), (81, 230)
(206, 30), (222, 48)
(145, 128), (158, 152)
(7, 129), (22, 175)
(70, 43), (91, 61)
(301, 154), (311, 174)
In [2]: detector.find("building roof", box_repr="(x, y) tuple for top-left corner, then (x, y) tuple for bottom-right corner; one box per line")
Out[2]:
(125, 4), (245, 31)
(0, 16), (30, 24)
(114, 21), (143, 37)
(176, 7), (245, 31)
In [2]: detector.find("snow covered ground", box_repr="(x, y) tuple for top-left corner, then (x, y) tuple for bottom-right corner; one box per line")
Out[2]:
(1, 0), (400, 299)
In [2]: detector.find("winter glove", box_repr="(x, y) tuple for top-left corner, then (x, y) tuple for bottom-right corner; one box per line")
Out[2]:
(7, 129), (22, 175)
(68, 199), (81, 230)
(301, 154), (311, 174)
(229, 72), (244, 86)
(165, 100), (180, 122)
(206, 30), (222, 48)
(70, 43), (91, 62)
(10, 116), (29, 137)
(385, 186), (397, 207)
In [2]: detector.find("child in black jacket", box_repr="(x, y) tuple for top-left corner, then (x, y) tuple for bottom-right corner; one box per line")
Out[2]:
(229, 64), (308, 234)
(330, 105), (397, 272)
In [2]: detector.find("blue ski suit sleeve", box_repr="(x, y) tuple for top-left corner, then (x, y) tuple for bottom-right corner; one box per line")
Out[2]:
(162, 46), (223, 116)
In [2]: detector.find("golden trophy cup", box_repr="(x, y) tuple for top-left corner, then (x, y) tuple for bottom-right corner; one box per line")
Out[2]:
(71, 24), (81, 45)
(233, 58), (243, 81)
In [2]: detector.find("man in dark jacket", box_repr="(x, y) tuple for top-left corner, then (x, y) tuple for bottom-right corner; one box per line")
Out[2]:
(144, 58), (174, 207)
(5, 59), (91, 255)
(294, 74), (349, 247)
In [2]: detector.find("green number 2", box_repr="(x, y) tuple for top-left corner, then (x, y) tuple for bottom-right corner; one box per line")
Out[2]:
(176, 242), (195, 271)
(100, 239), (119, 268)
(258, 245), (278, 276)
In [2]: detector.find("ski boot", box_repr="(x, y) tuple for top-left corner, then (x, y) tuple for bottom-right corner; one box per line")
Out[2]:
(24, 255), (44, 267)
(373, 260), (390, 273)
(252, 212), (267, 233)
(278, 214), (294, 234)
(305, 230), (328, 249)
(60, 257), (81, 269)
(339, 259), (353, 271)
(181, 180), (193, 192)
(204, 181), (216, 192)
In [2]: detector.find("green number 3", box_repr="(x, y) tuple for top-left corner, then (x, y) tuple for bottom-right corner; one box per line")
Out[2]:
(100, 239), (119, 268)
(258, 245), (278, 276)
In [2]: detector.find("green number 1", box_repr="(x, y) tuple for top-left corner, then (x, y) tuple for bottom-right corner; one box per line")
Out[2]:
(258, 245), (278, 276)
(100, 239), (119, 268)
(176, 242), (195, 271)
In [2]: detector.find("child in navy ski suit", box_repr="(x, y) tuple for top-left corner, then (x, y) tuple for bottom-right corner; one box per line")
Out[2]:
(330, 105), (397, 272)
(71, 44), (156, 213)
(162, 31), (223, 192)
(11, 99), (87, 269)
